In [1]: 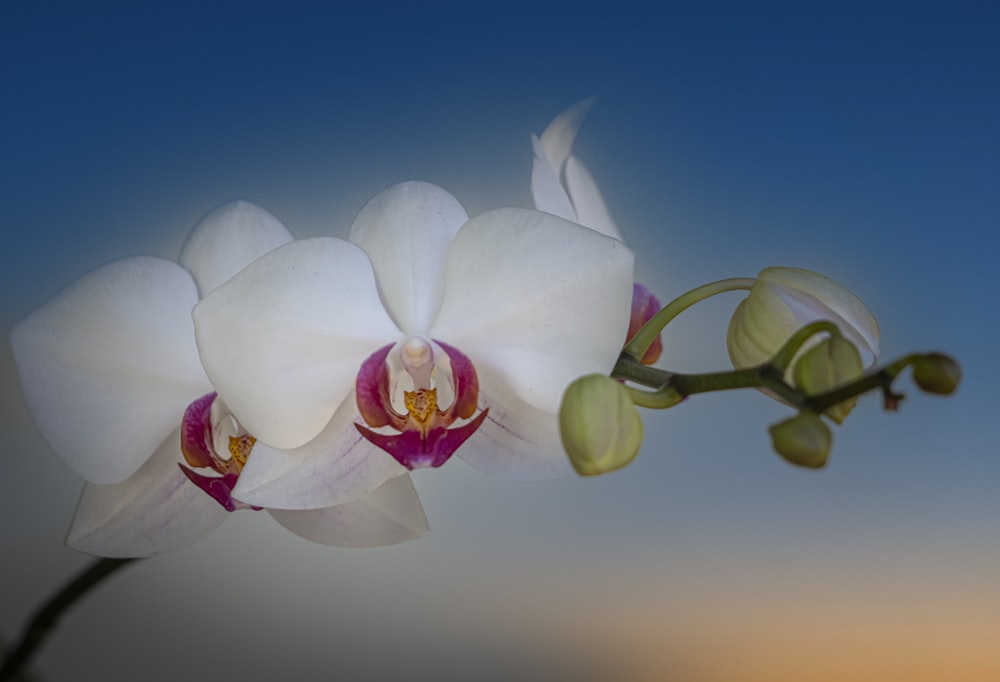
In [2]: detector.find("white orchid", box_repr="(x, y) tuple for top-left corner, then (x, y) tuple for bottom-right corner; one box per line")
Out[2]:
(532, 99), (662, 364)
(192, 181), (634, 508)
(11, 201), (425, 557)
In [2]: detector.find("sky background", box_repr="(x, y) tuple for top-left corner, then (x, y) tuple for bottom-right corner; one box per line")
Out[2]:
(2, 2), (998, 680)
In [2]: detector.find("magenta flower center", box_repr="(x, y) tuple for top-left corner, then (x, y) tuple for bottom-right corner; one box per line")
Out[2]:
(354, 336), (488, 470)
(179, 392), (261, 512)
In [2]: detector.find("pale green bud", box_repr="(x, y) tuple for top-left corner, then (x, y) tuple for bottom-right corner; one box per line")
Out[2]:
(727, 267), (879, 375)
(911, 353), (961, 395)
(769, 411), (831, 469)
(792, 335), (864, 424)
(559, 374), (643, 476)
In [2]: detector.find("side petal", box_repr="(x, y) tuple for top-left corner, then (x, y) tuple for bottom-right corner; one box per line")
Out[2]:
(267, 474), (429, 547)
(457, 370), (573, 480)
(193, 238), (400, 449)
(11, 257), (209, 484)
(530, 133), (578, 223)
(178, 200), (294, 297)
(66, 429), (228, 557)
(349, 181), (469, 334)
(564, 154), (623, 240)
(431, 208), (634, 415)
(231, 391), (407, 509)
(537, 97), (596, 178)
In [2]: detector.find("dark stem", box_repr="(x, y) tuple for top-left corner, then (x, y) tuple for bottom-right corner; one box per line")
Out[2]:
(0, 558), (139, 682)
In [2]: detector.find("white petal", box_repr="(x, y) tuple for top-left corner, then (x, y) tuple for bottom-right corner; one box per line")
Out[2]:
(458, 370), (573, 480)
(11, 257), (209, 484)
(530, 133), (578, 223)
(349, 181), (468, 334)
(66, 429), (228, 557)
(232, 391), (407, 509)
(538, 97), (596, 176)
(564, 154), (623, 240)
(431, 208), (634, 414)
(179, 200), (294, 296)
(267, 474), (429, 547)
(193, 238), (400, 449)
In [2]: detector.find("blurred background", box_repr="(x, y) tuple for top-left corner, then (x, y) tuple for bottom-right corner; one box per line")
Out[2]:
(2, 2), (997, 680)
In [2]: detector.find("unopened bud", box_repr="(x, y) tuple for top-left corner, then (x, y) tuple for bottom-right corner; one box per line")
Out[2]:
(769, 411), (831, 469)
(559, 374), (644, 476)
(792, 335), (863, 424)
(911, 353), (961, 395)
(727, 267), (879, 375)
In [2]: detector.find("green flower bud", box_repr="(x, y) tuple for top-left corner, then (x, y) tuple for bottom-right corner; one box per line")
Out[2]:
(769, 411), (831, 469)
(727, 267), (879, 376)
(559, 374), (644, 476)
(792, 335), (863, 424)
(911, 353), (961, 395)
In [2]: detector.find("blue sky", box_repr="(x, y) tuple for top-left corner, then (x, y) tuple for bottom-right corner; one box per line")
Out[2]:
(2, 2), (998, 680)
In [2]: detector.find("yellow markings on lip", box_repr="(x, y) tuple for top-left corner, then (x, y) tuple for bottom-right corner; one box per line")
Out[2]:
(404, 388), (438, 424)
(228, 434), (257, 472)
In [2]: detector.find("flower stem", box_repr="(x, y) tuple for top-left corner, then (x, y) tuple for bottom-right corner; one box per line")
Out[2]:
(614, 344), (937, 418)
(0, 558), (139, 682)
(623, 277), (755, 361)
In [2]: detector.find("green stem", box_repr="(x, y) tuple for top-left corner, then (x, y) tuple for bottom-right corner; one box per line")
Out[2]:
(624, 277), (755, 361)
(0, 558), (139, 682)
(803, 354), (918, 413)
(768, 320), (841, 374)
(613, 349), (929, 417)
(615, 354), (799, 408)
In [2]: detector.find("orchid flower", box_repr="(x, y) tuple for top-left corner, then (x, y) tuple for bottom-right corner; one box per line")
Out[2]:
(11, 201), (425, 557)
(531, 99), (662, 364)
(192, 181), (634, 509)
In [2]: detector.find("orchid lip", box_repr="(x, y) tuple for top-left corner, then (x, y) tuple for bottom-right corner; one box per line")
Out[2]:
(179, 391), (261, 511)
(354, 337), (486, 469)
(355, 409), (489, 470)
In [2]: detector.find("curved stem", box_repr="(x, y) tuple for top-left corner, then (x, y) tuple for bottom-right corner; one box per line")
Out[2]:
(0, 558), (139, 682)
(624, 277), (755, 361)
(768, 320), (841, 374)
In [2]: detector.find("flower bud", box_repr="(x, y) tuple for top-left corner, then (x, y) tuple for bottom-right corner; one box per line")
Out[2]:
(792, 335), (863, 424)
(728, 267), (879, 375)
(769, 411), (831, 469)
(559, 374), (644, 476)
(911, 353), (961, 395)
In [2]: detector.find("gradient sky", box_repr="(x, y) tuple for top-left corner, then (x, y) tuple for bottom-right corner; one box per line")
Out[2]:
(2, 2), (998, 681)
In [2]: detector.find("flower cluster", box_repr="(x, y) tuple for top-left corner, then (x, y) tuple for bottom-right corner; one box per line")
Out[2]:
(12, 122), (636, 557)
(12, 100), (911, 558)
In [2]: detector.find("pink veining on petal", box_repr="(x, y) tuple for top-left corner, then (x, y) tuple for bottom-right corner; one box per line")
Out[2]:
(180, 392), (217, 468)
(435, 340), (479, 420)
(354, 409), (489, 470)
(356, 343), (398, 428)
(178, 465), (261, 512)
(627, 282), (663, 365)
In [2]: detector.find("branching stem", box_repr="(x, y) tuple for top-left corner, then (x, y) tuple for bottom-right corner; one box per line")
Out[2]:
(0, 558), (139, 682)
